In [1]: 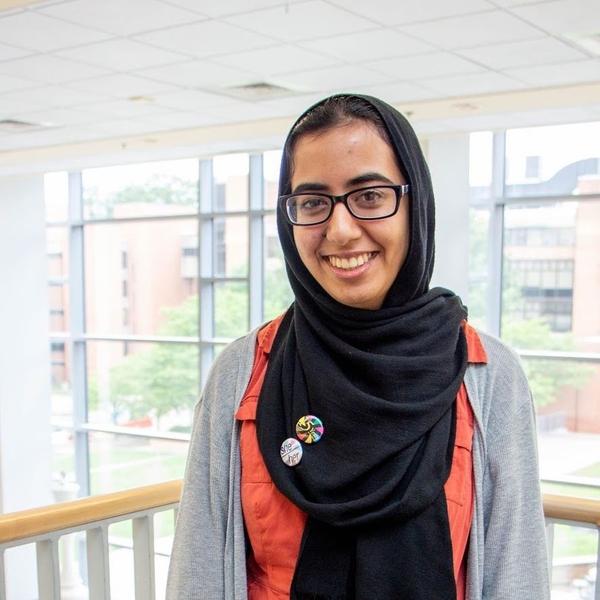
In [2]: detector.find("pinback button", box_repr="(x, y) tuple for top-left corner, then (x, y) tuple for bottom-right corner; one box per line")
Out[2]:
(296, 415), (324, 444)
(280, 438), (303, 467)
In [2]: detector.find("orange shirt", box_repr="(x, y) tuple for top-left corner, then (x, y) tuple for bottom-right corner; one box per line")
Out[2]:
(235, 315), (487, 600)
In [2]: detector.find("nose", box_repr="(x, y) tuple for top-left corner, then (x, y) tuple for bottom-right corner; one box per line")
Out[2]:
(324, 203), (362, 246)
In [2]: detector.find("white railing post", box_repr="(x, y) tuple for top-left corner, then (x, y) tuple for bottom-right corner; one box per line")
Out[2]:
(595, 525), (600, 600)
(36, 538), (61, 600)
(0, 550), (6, 600)
(132, 515), (155, 600)
(87, 526), (110, 600)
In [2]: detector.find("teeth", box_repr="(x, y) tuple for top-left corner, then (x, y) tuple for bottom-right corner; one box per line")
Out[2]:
(328, 252), (374, 270)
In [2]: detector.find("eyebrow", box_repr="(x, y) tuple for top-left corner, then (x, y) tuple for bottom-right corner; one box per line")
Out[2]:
(291, 171), (395, 194)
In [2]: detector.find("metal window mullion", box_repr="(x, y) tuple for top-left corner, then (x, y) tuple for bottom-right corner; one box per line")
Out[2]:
(198, 159), (214, 389)
(249, 154), (264, 329)
(68, 171), (90, 497)
(487, 131), (506, 338)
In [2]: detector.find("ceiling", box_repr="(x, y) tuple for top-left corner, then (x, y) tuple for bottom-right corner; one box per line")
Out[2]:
(0, 0), (599, 170)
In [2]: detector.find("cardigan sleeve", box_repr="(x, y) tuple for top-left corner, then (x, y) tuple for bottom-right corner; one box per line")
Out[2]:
(479, 343), (551, 600)
(165, 335), (254, 600)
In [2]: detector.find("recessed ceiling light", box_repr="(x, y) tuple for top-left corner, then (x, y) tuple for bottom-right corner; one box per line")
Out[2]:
(221, 82), (296, 101)
(452, 102), (479, 112)
(564, 32), (600, 56)
(128, 95), (155, 103)
(0, 119), (55, 133)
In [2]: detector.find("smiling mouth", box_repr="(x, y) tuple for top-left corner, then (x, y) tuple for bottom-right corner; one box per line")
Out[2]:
(325, 251), (378, 270)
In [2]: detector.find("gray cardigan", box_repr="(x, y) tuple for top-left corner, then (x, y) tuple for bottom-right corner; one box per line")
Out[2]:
(166, 326), (550, 600)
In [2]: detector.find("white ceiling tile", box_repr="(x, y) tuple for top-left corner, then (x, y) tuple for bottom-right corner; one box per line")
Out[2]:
(72, 118), (160, 139)
(491, 0), (555, 6)
(67, 73), (177, 98)
(505, 59), (600, 86)
(137, 60), (255, 89)
(0, 54), (110, 84)
(212, 45), (339, 77)
(132, 111), (222, 131)
(0, 73), (39, 94)
(300, 28), (435, 62)
(56, 39), (189, 72)
(509, 0), (600, 36)
(165, 0), (297, 18)
(39, 0), (204, 36)
(0, 85), (111, 113)
(272, 64), (392, 92)
(224, 1), (375, 42)
(352, 81), (439, 103)
(0, 12), (110, 52)
(399, 10), (543, 49)
(152, 89), (244, 111)
(11, 107), (108, 126)
(327, 0), (496, 26)
(135, 20), (275, 58)
(75, 99), (175, 119)
(457, 37), (587, 69)
(366, 52), (484, 80)
(419, 72), (527, 96)
(0, 42), (32, 61)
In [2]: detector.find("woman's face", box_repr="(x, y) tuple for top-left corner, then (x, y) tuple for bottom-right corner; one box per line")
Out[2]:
(291, 120), (410, 310)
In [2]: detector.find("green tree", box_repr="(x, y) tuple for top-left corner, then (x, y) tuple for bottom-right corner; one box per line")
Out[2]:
(84, 175), (197, 219)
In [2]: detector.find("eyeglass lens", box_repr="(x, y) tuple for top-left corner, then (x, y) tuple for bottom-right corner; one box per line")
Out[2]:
(286, 187), (397, 225)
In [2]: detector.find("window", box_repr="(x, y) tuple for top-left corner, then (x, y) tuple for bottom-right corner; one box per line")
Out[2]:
(471, 125), (600, 597)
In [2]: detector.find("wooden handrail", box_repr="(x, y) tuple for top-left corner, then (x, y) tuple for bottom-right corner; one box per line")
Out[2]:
(0, 482), (598, 546)
(0, 480), (182, 545)
(543, 493), (600, 527)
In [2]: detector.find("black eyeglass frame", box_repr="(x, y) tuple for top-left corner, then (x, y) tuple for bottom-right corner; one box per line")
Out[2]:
(280, 184), (410, 226)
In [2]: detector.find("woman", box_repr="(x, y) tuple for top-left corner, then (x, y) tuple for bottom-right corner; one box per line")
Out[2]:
(166, 94), (550, 599)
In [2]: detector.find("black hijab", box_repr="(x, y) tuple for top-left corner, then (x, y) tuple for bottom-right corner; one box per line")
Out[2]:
(256, 94), (468, 599)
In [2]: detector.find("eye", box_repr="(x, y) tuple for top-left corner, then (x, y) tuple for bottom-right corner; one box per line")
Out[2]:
(353, 188), (386, 206)
(299, 196), (329, 212)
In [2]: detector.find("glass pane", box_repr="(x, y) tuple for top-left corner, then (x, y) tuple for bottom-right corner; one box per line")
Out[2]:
(264, 214), (293, 321)
(213, 216), (248, 277)
(264, 149), (282, 209)
(51, 339), (72, 424)
(529, 358), (600, 486)
(82, 159), (199, 220)
(84, 218), (198, 336)
(45, 171), (69, 222)
(86, 341), (199, 433)
(47, 227), (69, 332)
(89, 432), (188, 495)
(547, 523), (598, 598)
(52, 427), (76, 483)
(212, 153), (248, 212)
(502, 200), (600, 346)
(505, 122), (600, 197)
(469, 131), (493, 202)
(467, 208), (489, 331)
(214, 281), (248, 339)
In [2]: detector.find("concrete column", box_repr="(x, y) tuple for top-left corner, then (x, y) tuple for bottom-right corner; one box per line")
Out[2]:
(0, 174), (53, 599)
(426, 134), (471, 303)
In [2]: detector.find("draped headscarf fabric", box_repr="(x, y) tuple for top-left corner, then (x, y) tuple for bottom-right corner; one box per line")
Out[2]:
(256, 94), (468, 599)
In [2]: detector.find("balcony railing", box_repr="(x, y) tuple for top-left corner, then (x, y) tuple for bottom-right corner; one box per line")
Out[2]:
(0, 482), (598, 600)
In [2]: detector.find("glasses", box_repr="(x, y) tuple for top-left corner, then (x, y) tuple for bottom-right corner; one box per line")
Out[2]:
(281, 184), (410, 226)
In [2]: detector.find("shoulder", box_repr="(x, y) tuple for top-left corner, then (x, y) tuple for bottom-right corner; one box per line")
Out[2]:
(199, 327), (260, 414)
(465, 328), (532, 428)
